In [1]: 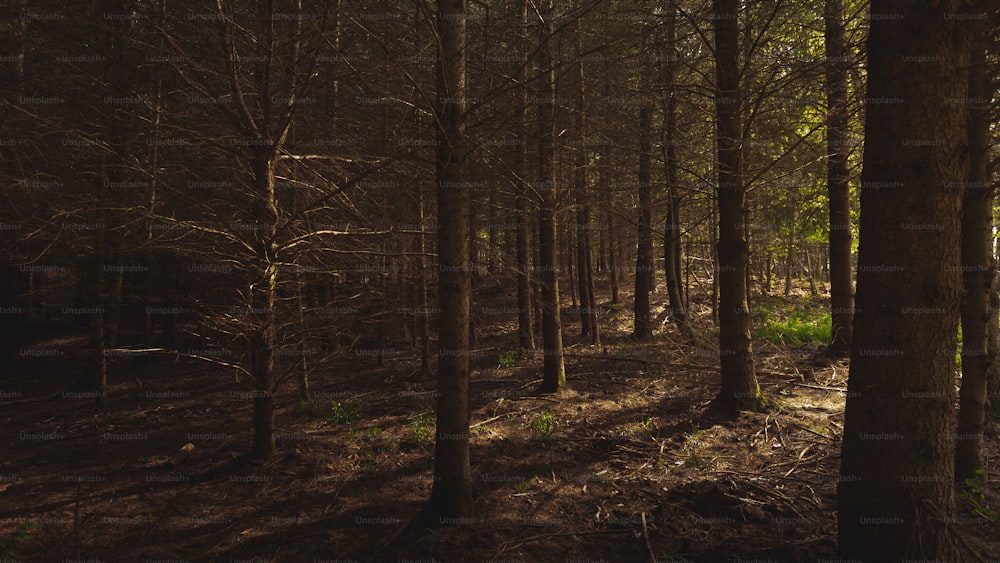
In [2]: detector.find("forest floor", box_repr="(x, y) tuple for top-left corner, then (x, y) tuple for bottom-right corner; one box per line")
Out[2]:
(1, 279), (999, 562)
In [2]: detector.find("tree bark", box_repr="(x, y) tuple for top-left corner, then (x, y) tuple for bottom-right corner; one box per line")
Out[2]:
(662, 8), (691, 338)
(988, 263), (1000, 414)
(838, 3), (973, 559)
(633, 66), (654, 341)
(574, 5), (598, 345)
(602, 143), (619, 305)
(536, 0), (566, 394)
(711, 0), (760, 414)
(824, 0), (853, 355)
(955, 40), (991, 484)
(249, 147), (278, 460)
(418, 0), (475, 527)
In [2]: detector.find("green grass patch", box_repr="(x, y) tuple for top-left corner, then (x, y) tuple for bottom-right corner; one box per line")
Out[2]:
(528, 410), (557, 439)
(753, 302), (831, 345)
(410, 413), (435, 443)
(497, 351), (517, 369)
(326, 400), (364, 424)
(0, 521), (39, 562)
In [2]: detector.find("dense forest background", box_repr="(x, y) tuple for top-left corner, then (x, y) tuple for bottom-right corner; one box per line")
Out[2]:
(0, 1), (998, 561)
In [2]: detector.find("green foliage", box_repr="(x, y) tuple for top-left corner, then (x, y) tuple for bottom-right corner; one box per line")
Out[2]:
(296, 397), (319, 414)
(410, 413), (435, 443)
(682, 452), (709, 470)
(326, 400), (363, 424)
(754, 302), (831, 345)
(684, 423), (704, 442)
(497, 351), (517, 369)
(960, 471), (996, 522)
(529, 410), (557, 439)
(0, 521), (39, 561)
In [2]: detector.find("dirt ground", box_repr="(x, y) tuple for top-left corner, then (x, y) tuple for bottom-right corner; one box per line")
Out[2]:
(1, 283), (998, 562)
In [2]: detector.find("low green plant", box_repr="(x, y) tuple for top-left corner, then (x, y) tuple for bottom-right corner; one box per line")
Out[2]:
(685, 423), (704, 442)
(639, 417), (655, 432)
(529, 410), (557, 439)
(497, 351), (517, 369)
(755, 308), (832, 345)
(682, 452), (709, 470)
(0, 521), (39, 562)
(326, 400), (363, 424)
(297, 397), (319, 414)
(411, 413), (435, 443)
(960, 471), (995, 521)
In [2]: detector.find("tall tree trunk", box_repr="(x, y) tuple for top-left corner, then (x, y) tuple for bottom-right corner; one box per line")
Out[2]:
(418, 187), (433, 379)
(711, 0), (760, 414)
(249, 147), (278, 460)
(418, 0), (475, 527)
(988, 263), (1000, 414)
(536, 0), (565, 394)
(574, 7), (597, 344)
(710, 203), (719, 326)
(602, 145), (619, 305)
(838, 3), (973, 560)
(86, 201), (108, 410)
(824, 0), (853, 355)
(515, 85), (535, 351)
(784, 241), (794, 296)
(601, 75), (619, 306)
(633, 68), (654, 341)
(955, 41), (991, 484)
(296, 272), (311, 401)
(662, 8), (690, 338)
(246, 0), (288, 460)
(106, 260), (124, 349)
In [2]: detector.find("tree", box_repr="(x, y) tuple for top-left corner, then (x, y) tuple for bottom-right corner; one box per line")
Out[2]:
(536, 0), (566, 394)
(955, 37), (992, 484)
(573, 0), (599, 346)
(632, 49), (655, 342)
(838, 2), (975, 559)
(711, 0), (762, 414)
(515, 0), (535, 353)
(661, 7), (691, 339)
(417, 0), (475, 528)
(824, 0), (853, 356)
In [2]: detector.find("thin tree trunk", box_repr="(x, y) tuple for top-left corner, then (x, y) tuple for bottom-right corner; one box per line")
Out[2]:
(514, 21), (535, 353)
(249, 147), (278, 460)
(86, 201), (108, 410)
(537, 0), (565, 393)
(804, 250), (818, 297)
(418, 187), (433, 379)
(106, 261), (123, 349)
(987, 263), (1000, 414)
(602, 145), (619, 305)
(417, 0), (475, 528)
(784, 241), (794, 296)
(955, 41), (991, 484)
(573, 3), (597, 345)
(825, 0), (853, 355)
(601, 76), (619, 305)
(662, 8), (690, 338)
(633, 74), (654, 341)
(710, 204), (719, 326)
(711, 0), (760, 414)
(297, 272), (311, 401)
(838, 3), (973, 559)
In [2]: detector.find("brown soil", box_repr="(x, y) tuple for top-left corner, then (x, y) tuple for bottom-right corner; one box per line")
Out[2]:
(1, 283), (998, 562)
